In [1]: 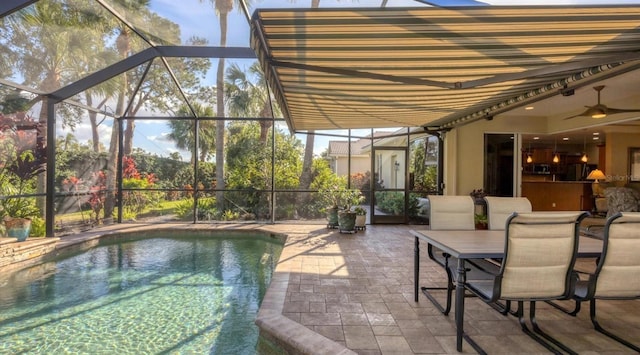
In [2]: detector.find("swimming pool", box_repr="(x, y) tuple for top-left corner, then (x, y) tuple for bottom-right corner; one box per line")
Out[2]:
(0, 230), (283, 354)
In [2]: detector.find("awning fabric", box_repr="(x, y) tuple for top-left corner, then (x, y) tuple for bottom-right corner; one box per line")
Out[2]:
(250, 6), (640, 132)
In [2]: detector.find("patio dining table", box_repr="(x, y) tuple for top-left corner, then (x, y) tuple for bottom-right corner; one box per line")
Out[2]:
(410, 229), (604, 353)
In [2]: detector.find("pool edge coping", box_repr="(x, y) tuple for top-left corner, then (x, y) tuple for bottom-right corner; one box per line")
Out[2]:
(3, 223), (356, 355)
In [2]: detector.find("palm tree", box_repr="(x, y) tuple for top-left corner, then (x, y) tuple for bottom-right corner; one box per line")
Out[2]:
(199, 0), (248, 212)
(168, 103), (216, 163)
(225, 62), (274, 143)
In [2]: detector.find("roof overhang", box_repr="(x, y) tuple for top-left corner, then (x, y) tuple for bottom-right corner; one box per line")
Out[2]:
(250, 6), (640, 132)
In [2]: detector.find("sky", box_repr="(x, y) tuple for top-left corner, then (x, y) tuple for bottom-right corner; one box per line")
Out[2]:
(44, 0), (640, 159)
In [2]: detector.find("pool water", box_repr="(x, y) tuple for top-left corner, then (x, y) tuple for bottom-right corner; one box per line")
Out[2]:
(0, 232), (283, 354)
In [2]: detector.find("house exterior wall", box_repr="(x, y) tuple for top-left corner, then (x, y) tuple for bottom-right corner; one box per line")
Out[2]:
(446, 115), (546, 196)
(334, 155), (370, 177)
(447, 114), (640, 198)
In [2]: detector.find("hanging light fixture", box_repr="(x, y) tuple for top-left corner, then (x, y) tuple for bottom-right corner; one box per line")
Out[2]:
(526, 141), (533, 163)
(581, 136), (588, 163)
(552, 138), (560, 163)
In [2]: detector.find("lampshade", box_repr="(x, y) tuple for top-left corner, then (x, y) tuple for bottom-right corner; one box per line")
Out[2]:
(586, 169), (606, 181)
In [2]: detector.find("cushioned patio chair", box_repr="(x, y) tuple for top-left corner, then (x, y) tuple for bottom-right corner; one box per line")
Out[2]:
(422, 195), (487, 315)
(484, 196), (532, 230)
(549, 212), (640, 352)
(482, 196), (533, 313)
(464, 211), (589, 355)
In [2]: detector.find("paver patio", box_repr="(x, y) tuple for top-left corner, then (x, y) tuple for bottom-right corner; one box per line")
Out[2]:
(5, 222), (639, 354)
(256, 223), (640, 354)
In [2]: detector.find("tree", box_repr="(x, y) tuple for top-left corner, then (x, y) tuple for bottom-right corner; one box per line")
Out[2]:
(225, 121), (303, 219)
(199, 0), (249, 212)
(4, 1), (111, 215)
(101, 1), (209, 221)
(168, 103), (217, 163)
(225, 62), (275, 143)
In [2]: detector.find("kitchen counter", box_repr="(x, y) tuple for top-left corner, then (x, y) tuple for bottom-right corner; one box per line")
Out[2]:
(521, 181), (593, 211)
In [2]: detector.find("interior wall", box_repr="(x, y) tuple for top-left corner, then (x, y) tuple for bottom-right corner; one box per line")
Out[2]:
(605, 132), (640, 185)
(448, 115), (547, 196)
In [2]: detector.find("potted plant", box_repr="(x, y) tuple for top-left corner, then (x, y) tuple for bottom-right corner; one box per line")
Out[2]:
(353, 206), (367, 230)
(318, 186), (345, 229)
(474, 213), (488, 230)
(0, 112), (45, 240)
(337, 189), (364, 234)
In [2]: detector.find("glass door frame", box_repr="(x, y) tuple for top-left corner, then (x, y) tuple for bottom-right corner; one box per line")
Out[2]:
(370, 146), (408, 224)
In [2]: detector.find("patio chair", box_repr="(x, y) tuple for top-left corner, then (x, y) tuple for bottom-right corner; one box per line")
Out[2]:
(484, 196), (532, 230)
(482, 196), (533, 313)
(422, 195), (481, 315)
(549, 212), (640, 352)
(464, 211), (589, 355)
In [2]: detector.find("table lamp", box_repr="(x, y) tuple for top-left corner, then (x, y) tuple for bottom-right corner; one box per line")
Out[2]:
(586, 169), (606, 196)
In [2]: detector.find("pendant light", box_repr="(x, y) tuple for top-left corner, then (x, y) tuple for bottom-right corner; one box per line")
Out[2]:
(552, 138), (560, 163)
(526, 141), (533, 163)
(581, 136), (588, 163)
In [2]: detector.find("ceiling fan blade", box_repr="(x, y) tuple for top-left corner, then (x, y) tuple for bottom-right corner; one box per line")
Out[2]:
(563, 107), (592, 120)
(606, 107), (640, 115)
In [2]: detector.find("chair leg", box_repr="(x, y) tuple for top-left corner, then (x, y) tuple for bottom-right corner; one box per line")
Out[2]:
(546, 299), (581, 316)
(530, 301), (578, 355)
(516, 301), (570, 355)
(590, 299), (640, 352)
(420, 265), (454, 315)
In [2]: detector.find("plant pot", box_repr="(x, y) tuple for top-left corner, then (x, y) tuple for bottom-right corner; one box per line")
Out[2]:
(4, 217), (32, 242)
(338, 210), (357, 234)
(326, 207), (339, 229)
(355, 214), (366, 230)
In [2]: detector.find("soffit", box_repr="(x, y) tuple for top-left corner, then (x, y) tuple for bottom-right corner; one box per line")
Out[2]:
(250, 6), (640, 132)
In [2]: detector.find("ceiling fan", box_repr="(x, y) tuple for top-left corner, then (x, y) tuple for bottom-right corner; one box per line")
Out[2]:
(564, 85), (640, 120)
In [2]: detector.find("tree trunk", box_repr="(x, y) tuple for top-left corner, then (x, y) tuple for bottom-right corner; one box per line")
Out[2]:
(296, 132), (315, 216)
(215, 13), (229, 214)
(85, 93), (101, 152)
(259, 102), (273, 144)
(123, 119), (134, 155)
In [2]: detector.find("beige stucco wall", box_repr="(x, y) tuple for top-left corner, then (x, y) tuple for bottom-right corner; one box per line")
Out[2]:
(444, 115), (547, 196)
(334, 155), (370, 178)
(445, 113), (640, 196)
(604, 132), (640, 185)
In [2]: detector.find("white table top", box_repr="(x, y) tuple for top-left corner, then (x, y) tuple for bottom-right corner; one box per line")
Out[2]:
(410, 229), (603, 259)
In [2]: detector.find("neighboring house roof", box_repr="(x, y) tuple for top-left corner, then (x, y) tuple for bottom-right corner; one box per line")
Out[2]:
(328, 132), (392, 157)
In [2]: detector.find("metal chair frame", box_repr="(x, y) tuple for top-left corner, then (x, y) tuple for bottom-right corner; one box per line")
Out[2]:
(464, 211), (589, 355)
(549, 212), (640, 352)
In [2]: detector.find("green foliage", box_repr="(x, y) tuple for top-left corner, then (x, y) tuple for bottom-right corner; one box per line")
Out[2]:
(120, 157), (162, 220)
(374, 191), (405, 215)
(28, 216), (45, 237)
(221, 210), (240, 221)
(174, 197), (218, 221)
(0, 181), (40, 219)
(353, 206), (367, 215)
(318, 185), (364, 211)
(411, 137), (438, 192)
(474, 213), (488, 225)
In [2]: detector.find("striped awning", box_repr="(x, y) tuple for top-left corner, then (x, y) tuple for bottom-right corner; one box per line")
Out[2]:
(250, 6), (640, 132)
